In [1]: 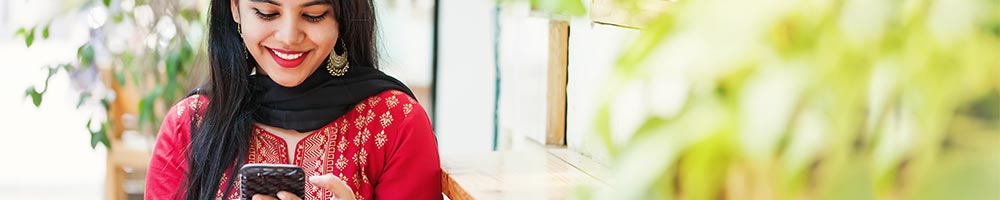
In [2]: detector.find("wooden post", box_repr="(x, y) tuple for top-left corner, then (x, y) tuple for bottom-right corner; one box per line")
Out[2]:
(101, 67), (127, 200)
(546, 20), (569, 146)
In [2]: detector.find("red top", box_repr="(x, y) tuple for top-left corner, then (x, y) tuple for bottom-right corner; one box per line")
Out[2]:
(145, 90), (442, 200)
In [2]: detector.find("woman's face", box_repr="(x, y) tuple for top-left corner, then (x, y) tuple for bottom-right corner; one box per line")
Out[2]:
(231, 0), (338, 87)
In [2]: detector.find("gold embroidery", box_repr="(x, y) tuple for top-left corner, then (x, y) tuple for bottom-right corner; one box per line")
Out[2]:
(367, 96), (381, 107)
(375, 130), (387, 149)
(355, 103), (366, 113)
(337, 136), (348, 153)
(380, 111), (394, 128)
(189, 96), (203, 111)
(403, 103), (413, 116)
(176, 104), (186, 119)
(336, 154), (348, 170)
(251, 127), (288, 164)
(323, 126), (336, 136)
(362, 168), (370, 184)
(354, 109), (375, 129)
(354, 128), (370, 147)
(356, 148), (368, 166)
(189, 96), (205, 125)
(365, 109), (374, 124)
(385, 95), (399, 109)
(353, 173), (361, 190)
(339, 119), (349, 133)
(353, 114), (365, 130)
(223, 93), (405, 200)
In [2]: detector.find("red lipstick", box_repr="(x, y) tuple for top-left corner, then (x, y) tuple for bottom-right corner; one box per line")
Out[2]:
(267, 48), (309, 68)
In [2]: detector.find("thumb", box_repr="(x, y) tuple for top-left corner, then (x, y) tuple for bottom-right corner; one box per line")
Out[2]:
(309, 174), (355, 200)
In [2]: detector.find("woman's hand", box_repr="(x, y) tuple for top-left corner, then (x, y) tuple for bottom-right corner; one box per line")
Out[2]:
(251, 173), (356, 200)
(251, 191), (304, 200)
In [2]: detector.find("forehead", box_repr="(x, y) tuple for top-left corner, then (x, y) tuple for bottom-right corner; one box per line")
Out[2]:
(249, 0), (331, 7)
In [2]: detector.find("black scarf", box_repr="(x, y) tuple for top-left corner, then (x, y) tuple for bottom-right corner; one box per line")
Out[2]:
(252, 65), (414, 132)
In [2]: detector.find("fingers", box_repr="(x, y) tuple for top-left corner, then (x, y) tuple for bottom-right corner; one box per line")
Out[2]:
(309, 174), (356, 200)
(276, 191), (302, 200)
(252, 192), (300, 200)
(252, 194), (278, 200)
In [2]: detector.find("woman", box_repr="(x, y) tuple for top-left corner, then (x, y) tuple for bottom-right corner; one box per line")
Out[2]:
(144, 0), (442, 199)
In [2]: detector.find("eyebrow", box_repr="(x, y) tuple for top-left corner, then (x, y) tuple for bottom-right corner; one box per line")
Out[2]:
(249, 0), (330, 7)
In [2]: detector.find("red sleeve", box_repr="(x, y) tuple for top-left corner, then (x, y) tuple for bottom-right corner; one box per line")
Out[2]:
(145, 95), (205, 200)
(374, 102), (443, 200)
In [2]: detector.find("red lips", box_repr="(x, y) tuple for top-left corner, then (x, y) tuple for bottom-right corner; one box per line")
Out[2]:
(267, 48), (310, 68)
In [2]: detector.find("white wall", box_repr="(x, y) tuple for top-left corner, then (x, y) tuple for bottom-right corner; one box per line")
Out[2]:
(433, 0), (497, 153)
(565, 17), (640, 163)
(495, 4), (550, 150)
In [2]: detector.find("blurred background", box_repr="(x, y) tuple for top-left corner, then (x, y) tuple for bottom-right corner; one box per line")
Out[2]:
(0, 0), (997, 199)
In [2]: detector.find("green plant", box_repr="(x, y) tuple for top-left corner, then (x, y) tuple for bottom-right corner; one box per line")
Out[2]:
(17, 0), (207, 149)
(518, 0), (999, 199)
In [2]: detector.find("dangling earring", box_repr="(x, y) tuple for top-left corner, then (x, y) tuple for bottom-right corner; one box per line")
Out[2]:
(238, 24), (248, 60)
(239, 24), (255, 76)
(327, 41), (349, 77)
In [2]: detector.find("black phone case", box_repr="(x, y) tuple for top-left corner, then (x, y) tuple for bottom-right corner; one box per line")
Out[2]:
(240, 164), (306, 200)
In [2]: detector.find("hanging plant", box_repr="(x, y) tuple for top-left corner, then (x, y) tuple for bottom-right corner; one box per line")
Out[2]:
(16, 0), (208, 149)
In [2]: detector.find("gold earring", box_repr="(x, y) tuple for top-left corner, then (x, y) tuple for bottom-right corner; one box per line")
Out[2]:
(239, 24), (255, 76)
(238, 24), (249, 60)
(326, 42), (349, 77)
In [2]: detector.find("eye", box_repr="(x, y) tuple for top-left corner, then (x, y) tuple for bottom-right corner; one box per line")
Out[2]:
(303, 11), (328, 23)
(253, 8), (278, 20)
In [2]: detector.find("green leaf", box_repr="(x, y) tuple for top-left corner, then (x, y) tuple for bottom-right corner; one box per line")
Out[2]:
(115, 69), (126, 86)
(86, 118), (95, 147)
(102, 0), (111, 8)
(59, 63), (74, 73)
(616, 12), (676, 75)
(14, 27), (26, 37)
(100, 122), (112, 149)
(78, 44), (95, 66)
(46, 65), (59, 77)
(112, 13), (124, 23)
(166, 49), (181, 79)
(89, 124), (103, 149)
(25, 87), (42, 107)
(173, 41), (195, 77)
(76, 92), (91, 109)
(87, 118), (112, 150)
(137, 87), (161, 129)
(530, 0), (586, 17)
(85, 118), (93, 131)
(100, 97), (111, 110)
(25, 27), (35, 47)
(42, 23), (50, 39)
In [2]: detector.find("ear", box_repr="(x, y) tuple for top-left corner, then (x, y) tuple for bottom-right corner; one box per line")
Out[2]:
(230, 0), (241, 25)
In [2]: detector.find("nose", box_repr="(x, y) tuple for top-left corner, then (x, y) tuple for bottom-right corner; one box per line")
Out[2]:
(274, 16), (305, 46)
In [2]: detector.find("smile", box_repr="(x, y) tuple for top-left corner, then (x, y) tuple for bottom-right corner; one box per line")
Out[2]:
(267, 48), (310, 68)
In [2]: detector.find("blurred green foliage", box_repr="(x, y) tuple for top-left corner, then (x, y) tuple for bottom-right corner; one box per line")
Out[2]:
(17, 0), (206, 149)
(525, 0), (999, 199)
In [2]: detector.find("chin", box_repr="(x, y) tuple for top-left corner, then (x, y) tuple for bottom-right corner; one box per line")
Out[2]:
(272, 77), (306, 87)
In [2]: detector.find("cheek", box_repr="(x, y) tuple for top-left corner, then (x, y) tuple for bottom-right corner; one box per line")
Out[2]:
(311, 27), (338, 45)
(242, 25), (270, 48)
(307, 28), (339, 55)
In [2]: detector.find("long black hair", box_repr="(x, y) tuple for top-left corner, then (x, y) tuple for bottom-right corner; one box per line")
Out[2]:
(183, 0), (379, 199)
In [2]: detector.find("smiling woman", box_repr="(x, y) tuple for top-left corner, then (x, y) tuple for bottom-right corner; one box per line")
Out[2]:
(143, 0), (442, 199)
(234, 0), (341, 87)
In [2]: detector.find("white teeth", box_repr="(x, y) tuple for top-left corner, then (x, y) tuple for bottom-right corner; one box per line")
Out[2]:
(271, 49), (303, 60)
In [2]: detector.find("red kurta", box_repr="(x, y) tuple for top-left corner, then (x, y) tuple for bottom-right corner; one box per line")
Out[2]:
(145, 90), (442, 200)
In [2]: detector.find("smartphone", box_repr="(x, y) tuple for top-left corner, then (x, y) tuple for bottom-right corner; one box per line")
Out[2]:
(239, 163), (306, 200)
